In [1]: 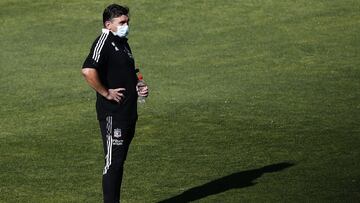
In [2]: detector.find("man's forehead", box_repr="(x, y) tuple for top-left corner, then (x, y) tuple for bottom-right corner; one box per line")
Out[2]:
(112, 15), (129, 22)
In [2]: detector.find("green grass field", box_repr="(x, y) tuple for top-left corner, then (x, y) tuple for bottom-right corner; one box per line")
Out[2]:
(1, 0), (359, 202)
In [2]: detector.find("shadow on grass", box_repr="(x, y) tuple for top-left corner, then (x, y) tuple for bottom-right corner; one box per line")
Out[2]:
(158, 162), (295, 203)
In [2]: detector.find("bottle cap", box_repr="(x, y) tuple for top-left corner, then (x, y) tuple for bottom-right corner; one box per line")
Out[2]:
(137, 73), (143, 80)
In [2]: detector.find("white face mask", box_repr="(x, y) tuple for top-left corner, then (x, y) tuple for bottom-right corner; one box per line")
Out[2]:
(114, 24), (129, 38)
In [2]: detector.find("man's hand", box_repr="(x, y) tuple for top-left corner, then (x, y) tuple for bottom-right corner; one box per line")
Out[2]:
(106, 88), (126, 103)
(137, 82), (149, 97)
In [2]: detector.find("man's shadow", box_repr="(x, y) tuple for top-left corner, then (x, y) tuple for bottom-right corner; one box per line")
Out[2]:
(158, 162), (295, 203)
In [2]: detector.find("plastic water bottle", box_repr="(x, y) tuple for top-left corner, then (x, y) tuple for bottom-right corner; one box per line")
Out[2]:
(137, 73), (146, 103)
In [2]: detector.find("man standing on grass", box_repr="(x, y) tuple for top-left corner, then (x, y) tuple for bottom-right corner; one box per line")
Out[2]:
(81, 4), (148, 203)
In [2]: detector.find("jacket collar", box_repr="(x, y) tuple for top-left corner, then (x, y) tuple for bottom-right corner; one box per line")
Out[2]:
(102, 28), (128, 42)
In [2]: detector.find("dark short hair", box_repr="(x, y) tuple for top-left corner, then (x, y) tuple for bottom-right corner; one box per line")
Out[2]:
(103, 4), (129, 26)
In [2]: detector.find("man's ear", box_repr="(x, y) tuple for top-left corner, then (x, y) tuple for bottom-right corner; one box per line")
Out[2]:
(104, 21), (112, 29)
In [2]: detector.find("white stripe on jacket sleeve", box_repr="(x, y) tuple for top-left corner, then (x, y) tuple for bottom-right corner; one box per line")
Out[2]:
(92, 29), (109, 63)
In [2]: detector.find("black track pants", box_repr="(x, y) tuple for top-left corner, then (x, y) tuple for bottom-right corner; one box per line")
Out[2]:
(99, 116), (136, 203)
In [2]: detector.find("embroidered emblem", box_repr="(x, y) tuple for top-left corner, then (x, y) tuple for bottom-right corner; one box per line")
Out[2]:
(114, 128), (122, 138)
